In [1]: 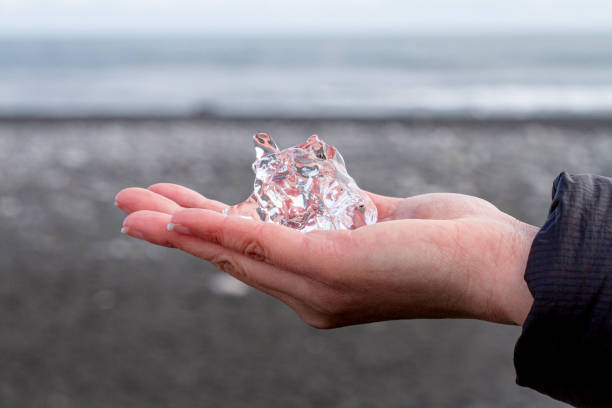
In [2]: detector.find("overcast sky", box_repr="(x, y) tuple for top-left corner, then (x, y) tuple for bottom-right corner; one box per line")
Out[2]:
(1, 0), (611, 35)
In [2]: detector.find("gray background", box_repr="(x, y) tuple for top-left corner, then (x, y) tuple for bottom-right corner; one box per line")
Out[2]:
(3, 117), (610, 407)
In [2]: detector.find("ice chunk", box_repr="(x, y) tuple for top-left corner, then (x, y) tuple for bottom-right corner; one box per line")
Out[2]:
(225, 133), (377, 232)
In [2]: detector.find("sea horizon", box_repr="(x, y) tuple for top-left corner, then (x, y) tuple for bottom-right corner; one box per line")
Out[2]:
(2, 32), (612, 119)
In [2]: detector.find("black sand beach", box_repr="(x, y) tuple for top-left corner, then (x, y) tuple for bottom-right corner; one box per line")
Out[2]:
(3, 116), (608, 406)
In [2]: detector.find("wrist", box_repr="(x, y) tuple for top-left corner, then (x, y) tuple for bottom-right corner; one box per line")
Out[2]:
(461, 218), (538, 326)
(504, 221), (539, 325)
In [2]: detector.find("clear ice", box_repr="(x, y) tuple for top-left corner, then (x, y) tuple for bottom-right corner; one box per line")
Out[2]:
(224, 132), (378, 232)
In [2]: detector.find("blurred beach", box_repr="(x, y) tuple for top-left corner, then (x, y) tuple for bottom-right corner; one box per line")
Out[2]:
(3, 115), (612, 407)
(1, 33), (611, 407)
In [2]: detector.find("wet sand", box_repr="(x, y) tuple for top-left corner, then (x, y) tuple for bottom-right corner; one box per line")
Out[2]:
(3, 117), (608, 407)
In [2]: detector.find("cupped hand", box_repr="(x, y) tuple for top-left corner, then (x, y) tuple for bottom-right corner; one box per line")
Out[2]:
(115, 184), (537, 328)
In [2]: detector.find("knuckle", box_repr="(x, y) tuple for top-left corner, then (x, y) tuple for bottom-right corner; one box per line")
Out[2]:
(202, 228), (224, 246)
(243, 240), (266, 262)
(210, 254), (243, 278)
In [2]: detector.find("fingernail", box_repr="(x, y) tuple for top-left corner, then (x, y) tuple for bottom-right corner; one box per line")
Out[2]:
(120, 226), (144, 239)
(167, 223), (191, 235)
(114, 199), (126, 211)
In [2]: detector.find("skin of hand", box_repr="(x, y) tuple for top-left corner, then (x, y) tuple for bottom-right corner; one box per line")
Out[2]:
(115, 183), (538, 329)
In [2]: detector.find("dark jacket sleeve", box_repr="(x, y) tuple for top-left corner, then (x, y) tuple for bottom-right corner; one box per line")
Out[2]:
(514, 172), (612, 407)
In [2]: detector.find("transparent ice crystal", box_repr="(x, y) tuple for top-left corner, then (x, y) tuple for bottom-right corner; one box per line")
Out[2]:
(224, 132), (378, 232)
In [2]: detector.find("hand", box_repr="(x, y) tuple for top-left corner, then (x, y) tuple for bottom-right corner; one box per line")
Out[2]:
(115, 184), (537, 329)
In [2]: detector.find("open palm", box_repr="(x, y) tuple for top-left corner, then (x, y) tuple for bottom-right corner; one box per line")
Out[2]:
(116, 184), (537, 328)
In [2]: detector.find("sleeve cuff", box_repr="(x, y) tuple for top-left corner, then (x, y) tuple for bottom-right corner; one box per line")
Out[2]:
(514, 172), (612, 407)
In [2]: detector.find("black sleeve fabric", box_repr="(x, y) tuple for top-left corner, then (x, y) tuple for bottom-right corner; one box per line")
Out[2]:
(514, 172), (612, 407)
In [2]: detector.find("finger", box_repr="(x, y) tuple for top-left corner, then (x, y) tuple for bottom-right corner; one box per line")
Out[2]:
(363, 190), (402, 221)
(121, 210), (314, 300)
(391, 193), (501, 220)
(121, 210), (327, 327)
(148, 183), (229, 213)
(174, 233), (337, 329)
(120, 210), (177, 245)
(169, 208), (346, 280)
(115, 187), (180, 215)
(174, 236), (327, 328)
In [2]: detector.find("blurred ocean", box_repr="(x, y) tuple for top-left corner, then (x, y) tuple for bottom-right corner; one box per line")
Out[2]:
(1, 33), (611, 118)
